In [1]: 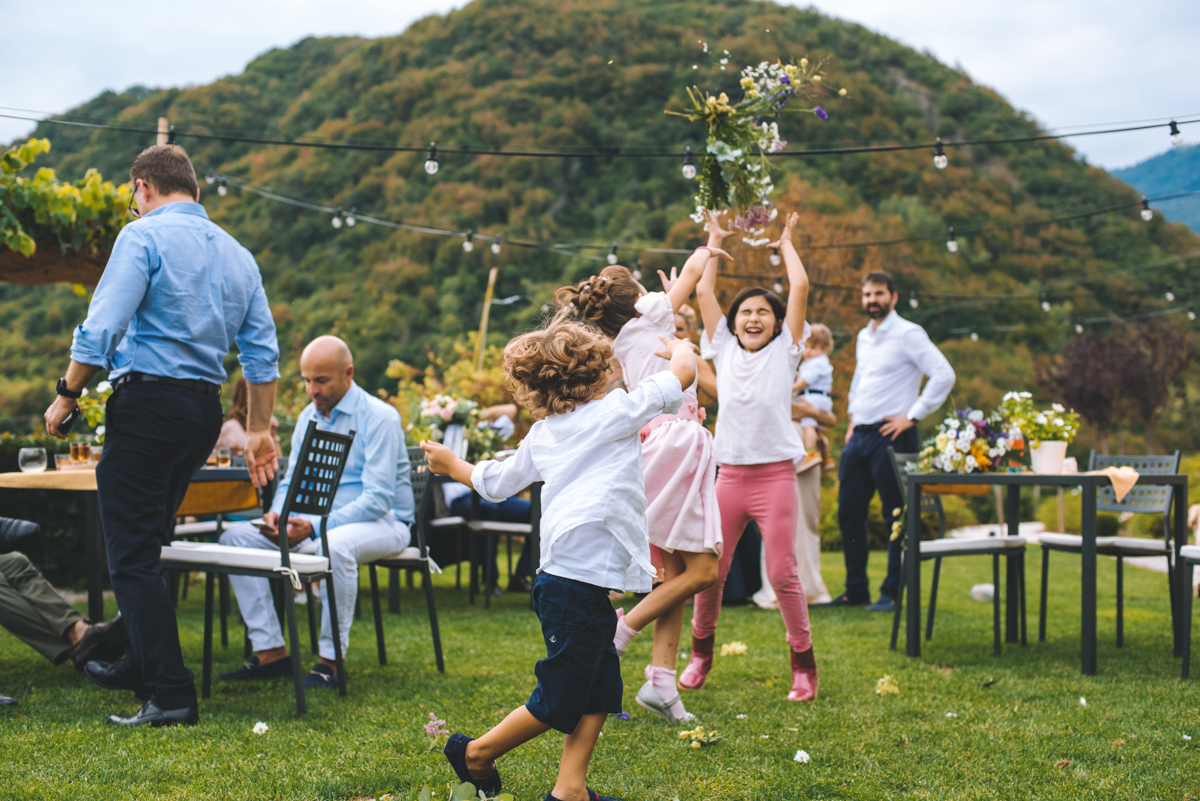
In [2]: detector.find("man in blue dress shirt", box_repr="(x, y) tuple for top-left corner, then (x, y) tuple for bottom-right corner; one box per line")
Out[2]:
(43, 144), (280, 727)
(219, 336), (414, 688)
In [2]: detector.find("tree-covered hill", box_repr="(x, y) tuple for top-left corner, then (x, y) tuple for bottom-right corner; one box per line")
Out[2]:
(5, 0), (1199, 450)
(1114, 143), (1200, 234)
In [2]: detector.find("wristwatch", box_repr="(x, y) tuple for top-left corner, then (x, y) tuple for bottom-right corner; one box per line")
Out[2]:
(55, 378), (82, 399)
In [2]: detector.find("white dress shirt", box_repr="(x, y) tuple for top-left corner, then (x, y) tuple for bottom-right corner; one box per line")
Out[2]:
(846, 310), (955, 425)
(701, 318), (811, 465)
(470, 371), (684, 592)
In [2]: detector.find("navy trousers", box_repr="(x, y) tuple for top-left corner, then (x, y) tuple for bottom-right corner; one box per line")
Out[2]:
(96, 381), (222, 710)
(836, 426), (919, 603)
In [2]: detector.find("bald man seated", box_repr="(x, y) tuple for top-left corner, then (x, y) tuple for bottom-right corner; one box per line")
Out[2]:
(219, 336), (414, 688)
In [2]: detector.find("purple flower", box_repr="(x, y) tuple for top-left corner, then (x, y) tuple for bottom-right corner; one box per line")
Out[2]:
(781, 75), (792, 85)
(617, 712), (631, 721)
(815, 106), (829, 120)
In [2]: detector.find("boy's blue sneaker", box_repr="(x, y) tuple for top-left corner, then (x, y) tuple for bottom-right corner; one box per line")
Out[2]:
(444, 733), (502, 796)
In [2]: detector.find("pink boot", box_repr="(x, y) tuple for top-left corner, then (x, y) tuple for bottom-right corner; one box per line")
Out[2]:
(787, 648), (818, 702)
(678, 635), (714, 690)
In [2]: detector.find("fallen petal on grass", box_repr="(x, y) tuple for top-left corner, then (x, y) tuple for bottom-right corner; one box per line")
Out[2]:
(1079, 697), (1087, 707)
(794, 749), (811, 763)
(721, 641), (749, 656)
(876, 675), (900, 696)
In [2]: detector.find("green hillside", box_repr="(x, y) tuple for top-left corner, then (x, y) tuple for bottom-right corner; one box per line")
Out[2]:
(5, 0), (1200, 450)
(1113, 143), (1200, 234)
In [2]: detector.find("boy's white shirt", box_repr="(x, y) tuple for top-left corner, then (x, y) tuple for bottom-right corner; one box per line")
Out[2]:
(471, 371), (684, 592)
(797, 353), (833, 395)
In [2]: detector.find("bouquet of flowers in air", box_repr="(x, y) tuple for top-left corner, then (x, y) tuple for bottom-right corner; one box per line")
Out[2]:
(913, 408), (1018, 474)
(667, 56), (846, 244)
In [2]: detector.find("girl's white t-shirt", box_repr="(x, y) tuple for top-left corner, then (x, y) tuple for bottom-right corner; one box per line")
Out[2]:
(613, 291), (699, 404)
(702, 317), (810, 465)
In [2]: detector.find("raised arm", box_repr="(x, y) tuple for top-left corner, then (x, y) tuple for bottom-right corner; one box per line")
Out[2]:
(696, 211), (735, 342)
(768, 212), (809, 346)
(656, 336), (698, 391)
(662, 245), (733, 314)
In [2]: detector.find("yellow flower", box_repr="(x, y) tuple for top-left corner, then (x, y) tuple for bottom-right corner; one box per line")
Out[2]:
(799, 57), (809, 68)
(875, 675), (900, 695)
(839, 87), (848, 96)
(812, 75), (822, 82)
(721, 641), (748, 656)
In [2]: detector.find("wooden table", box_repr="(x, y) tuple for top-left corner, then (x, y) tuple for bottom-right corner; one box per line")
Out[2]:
(0, 463), (282, 622)
(904, 471), (1188, 675)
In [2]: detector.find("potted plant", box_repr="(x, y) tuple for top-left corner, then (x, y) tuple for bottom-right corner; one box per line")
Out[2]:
(1023, 404), (1081, 474)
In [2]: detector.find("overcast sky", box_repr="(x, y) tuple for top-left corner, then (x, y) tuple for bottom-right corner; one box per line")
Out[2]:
(1, 0), (1196, 171)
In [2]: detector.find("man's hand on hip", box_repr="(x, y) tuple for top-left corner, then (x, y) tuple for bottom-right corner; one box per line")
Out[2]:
(845, 424), (855, 446)
(879, 415), (915, 440)
(245, 430), (278, 487)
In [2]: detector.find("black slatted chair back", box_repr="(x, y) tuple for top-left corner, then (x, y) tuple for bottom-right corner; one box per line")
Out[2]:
(279, 420), (356, 520)
(889, 449), (946, 517)
(1089, 451), (1180, 516)
(407, 446), (431, 522)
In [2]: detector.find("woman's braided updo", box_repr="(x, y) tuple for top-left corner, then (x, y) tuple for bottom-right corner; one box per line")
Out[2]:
(553, 265), (642, 338)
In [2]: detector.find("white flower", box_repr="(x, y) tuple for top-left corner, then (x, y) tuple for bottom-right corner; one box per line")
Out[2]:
(1036, 414), (1048, 425)
(736, 714), (748, 719)
(95, 426), (105, 436)
(947, 419), (960, 430)
(252, 721), (270, 734)
(968, 410), (984, 422)
(1185, 735), (1193, 741)
(1052, 403), (1065, 412)
(759, 734), (769, 739)
(794, 749), (811, 763)
(1079, 697), (1087, 707)
(945, 712), (957, 718)
(1053, 418), (1065, 427)
(96, 380), (112, 393)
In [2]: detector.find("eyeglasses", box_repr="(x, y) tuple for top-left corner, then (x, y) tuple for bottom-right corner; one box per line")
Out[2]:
(127, 179), (141, 219)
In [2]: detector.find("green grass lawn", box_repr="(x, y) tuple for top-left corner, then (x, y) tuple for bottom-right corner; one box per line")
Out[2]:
(1, 551), (1198, 801)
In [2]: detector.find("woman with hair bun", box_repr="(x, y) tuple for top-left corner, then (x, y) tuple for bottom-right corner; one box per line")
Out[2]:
(555, 221), (732, 723)
(684, 210), (820, 703)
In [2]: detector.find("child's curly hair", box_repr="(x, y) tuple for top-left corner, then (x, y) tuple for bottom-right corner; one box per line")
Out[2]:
(503, 312), (614, 418)
(553, 266), (641, 338)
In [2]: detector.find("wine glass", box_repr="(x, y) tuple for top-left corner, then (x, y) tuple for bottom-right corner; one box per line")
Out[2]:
(18, 448), (47, 473)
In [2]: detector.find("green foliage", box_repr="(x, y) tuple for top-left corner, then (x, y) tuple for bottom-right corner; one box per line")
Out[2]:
(0, 138), (129, 258)
(1035, 489), (1121, 537)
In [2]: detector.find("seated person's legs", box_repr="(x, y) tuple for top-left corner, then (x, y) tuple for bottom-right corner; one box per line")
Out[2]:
(449, 495), (533, 593)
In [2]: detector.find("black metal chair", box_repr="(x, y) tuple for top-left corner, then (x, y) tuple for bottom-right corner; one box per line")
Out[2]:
(1038, 451), (1181, 647)
(1177, 543), (1200, 678)
(366, 447), (445, 672)
(888, 449), (1028, 656)
(161, 420), (355, 715)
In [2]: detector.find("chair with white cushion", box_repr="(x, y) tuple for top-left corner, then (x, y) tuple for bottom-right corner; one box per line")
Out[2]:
(888, 449), (1028, 657)
(366, 447), (445, 672)
(1037, 451), (1180, 648)
(161, 420), (355, 715)
(1177, 545), (1200, 677)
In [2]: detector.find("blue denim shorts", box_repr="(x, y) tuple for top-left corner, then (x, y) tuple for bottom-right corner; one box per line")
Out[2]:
(525, 572), (623, 734)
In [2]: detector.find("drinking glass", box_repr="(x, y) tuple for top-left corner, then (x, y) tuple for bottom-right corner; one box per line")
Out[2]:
(90, 447), (103, 464)
(217, 447), (232, 468)
(205, 449), (218, 468)
(54, 454), (71, 470)
(17, 448), (47, 473)
(78, 442), (91, 463)
(70, 442), (82, 463)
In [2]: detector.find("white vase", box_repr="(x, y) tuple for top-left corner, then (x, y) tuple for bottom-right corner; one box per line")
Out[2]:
(1031, 441), (1069, 474)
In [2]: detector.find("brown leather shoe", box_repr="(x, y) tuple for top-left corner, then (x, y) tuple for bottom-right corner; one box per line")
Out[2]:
(64, 614), (126, 670)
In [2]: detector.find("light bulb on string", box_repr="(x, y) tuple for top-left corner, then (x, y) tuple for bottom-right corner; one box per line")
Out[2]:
(909, 290), (919, 309)
(632, 266), (643, 281)
(933, 137), (947, 169)
(1141, 198), (1153, 221)
(1189, 306), (1197, 322)
(167, 127), (176, 145)
(491, 238), (502, 255)
(204, 171), (215, 185)
(331, 208), (343, 229)
(682, 146), (697, 180)
(607, 243), (619, 265)
(773, 279), (784, 294)
(463, 231), (474, 252)
(1166, 286), (1176, 302)
(969, 330), (979, 342)
(345, 208), (356, 227)
(217, 178), (228, 197)
(1040, 292), (1051, 313)
(1075, 322), (1084, 334)
(424, 142), (439, 175)
(946, 226), (958, 253)
(769, 248), (781, 267)
(1170, 120), (1182, 147)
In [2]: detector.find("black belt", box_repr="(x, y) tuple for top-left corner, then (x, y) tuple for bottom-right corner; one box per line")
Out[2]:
(853, 422), (883, 433)
(801, 389), (829, 396)
(112, 372), (221, 396)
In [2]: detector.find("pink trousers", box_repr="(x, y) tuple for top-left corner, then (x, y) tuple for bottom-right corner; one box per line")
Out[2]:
(691, 460), (813, 652)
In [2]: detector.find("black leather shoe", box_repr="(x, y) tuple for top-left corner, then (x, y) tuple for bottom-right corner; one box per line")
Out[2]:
(508, 576), (532, 594)
(0, 693), (16, 707)
(64, 614), (126, 669)
(219, 655), (294, 681)
(83, 659), (151, 701)
(0, 517), (40, 555)
(820, 592), (871, 607)
(107, 700), (198, 728)
(866, 596), (897, 612)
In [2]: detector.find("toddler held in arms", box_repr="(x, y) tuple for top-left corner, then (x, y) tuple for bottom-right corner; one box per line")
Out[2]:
(421, 314), (696, 801)
(792, 323), (835, 471)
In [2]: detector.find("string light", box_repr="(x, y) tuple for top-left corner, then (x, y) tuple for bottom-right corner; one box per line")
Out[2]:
(946, 226), (958, 253)
(1165, 285), (1176, 302)
(682, 146), (696, 180)
(970, 330), (979, 342)
(217, 178), (228, 197)
(1189, 306), (1197, 322)
(331, 207), (343, 229)
(167, 126), (176, 145)
(491, 238), (502, 254)
(345, 207), (356, 227)
(1170, 120), (1182, 146)
(1075, 322), (1085, 334)
(909, 290), (919, 309)
(204, 170), (215, 185)
(632, 264), (643, 281)
(1141, 198), (1153, 221)
(769, 248), (781, 267)
(424, 142), (439, 175)
(933, 138), (947, 169)
(773, 278), (784, 294)
(607, 243), (619, 265)
(462, 230), (474, 252)
(1040, 292), (1051, 312)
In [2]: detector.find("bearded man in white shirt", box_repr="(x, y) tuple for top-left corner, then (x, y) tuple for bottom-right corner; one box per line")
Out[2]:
(827, 270), (955, 611)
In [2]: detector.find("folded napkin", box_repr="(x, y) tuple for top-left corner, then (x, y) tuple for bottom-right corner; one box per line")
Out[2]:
(1082, 466), (1140, 502)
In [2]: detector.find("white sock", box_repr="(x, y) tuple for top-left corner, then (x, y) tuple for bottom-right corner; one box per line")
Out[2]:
(613, 609), (639, 657)
(646, 665), (690, 720)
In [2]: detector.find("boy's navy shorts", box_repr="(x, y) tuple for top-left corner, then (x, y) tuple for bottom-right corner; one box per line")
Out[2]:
(525, 572), (623, 734)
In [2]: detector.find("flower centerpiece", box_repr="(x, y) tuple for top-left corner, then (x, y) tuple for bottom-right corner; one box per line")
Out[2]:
(994, 391), (1079, 474)
(911, 408), (1024, 491)
(667, 57), (845, 244)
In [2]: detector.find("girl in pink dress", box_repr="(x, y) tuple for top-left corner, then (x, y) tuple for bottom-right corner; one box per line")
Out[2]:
(683, 211), (819, 703)
(555, 229), (732, 723)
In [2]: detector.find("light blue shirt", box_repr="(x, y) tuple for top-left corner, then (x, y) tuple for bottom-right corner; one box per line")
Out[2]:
(70, 202), (279, 384)
(271, 382), (415, 532)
